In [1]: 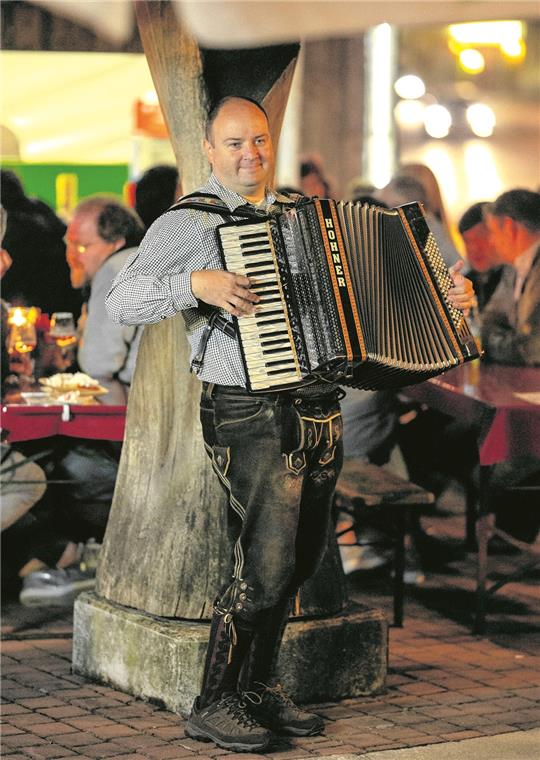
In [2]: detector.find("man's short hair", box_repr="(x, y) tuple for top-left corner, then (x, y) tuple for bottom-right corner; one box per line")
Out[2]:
(75, 197), (145, 248)
(205, 96), (268, 142)
(458, 202), (487, 235)
(487, 189), (540, 233)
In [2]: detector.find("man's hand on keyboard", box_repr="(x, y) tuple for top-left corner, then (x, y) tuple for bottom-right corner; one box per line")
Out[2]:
(191, 269), (260, 317)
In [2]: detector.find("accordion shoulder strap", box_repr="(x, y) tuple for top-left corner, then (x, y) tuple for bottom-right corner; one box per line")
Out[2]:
(167, 192), (267, 220)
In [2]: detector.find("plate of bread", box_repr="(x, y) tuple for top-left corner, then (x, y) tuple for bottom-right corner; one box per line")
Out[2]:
(39, 372), (108, 398)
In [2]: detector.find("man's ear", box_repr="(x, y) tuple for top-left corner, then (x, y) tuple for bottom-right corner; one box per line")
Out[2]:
(112, 237), (126, 253)
(203, 138), (213, 165)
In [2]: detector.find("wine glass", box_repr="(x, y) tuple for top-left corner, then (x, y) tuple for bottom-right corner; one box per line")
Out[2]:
(6, 320), (38, 385)
(49, 312), (77, 359)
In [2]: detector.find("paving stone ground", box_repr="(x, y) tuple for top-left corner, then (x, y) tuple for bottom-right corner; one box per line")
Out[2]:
(2, 508), (539, 759)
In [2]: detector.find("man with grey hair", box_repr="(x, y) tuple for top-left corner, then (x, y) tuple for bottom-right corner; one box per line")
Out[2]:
(482, 188), (540, 365)
(65, 197), (145, 383)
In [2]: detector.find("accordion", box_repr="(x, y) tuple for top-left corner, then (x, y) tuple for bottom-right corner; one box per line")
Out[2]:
(217, 198), (479, 393)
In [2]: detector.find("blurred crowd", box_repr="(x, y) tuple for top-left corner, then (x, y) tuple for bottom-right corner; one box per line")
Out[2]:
(1, 157), (539, 606)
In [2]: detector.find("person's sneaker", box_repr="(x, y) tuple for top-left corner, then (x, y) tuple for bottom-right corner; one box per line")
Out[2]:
(185, 692), (273, 751)
(339, 543), (392, 574)
(248, 683), (324, 737)
(19, 564), (96, 607)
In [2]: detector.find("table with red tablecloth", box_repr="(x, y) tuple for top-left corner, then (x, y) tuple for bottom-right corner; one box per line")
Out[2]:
(404, 362), (540, 632)
(1, 403), (126, 443)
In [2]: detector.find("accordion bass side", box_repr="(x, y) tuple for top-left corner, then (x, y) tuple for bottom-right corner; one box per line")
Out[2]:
(217, 198), (480, 392)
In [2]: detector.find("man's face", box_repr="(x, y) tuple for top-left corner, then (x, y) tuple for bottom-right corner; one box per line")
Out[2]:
(65, 211), (118, 281)
(462, 222), (500, 272)
(485, 213), (519, 265)
(203, 100), (274, 200)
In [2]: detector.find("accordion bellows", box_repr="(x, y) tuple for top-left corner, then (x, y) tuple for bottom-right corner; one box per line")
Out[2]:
(217, 199), (479, 392)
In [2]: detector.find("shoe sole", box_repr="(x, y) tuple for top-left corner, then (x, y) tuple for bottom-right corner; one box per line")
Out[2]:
(185, 723), (271, 752)
(277, 723), (324, 737)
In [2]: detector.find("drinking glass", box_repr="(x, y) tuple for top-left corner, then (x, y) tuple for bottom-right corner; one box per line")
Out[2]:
(49, 312), (77, 358)
(6, 320), (38, 384)
(7, 321), (37, 356)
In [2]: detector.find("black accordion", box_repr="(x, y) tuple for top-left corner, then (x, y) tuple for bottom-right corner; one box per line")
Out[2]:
(217, 198), (479, 393)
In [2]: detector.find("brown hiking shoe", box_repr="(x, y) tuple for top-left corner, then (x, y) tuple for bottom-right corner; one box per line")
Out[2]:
(185, 692), (273, 751)
(248, 683), (324, 737)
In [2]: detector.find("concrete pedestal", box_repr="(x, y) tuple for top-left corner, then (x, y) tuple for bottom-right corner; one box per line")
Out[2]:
(73, 593), (387, 716)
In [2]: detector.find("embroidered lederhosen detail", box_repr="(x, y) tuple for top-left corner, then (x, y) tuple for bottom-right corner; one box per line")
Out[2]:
(284, 404), (342, 475)
(203, 440), (248, 589)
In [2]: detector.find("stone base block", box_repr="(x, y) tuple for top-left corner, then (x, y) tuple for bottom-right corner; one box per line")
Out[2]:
(73, 593), (387, 716)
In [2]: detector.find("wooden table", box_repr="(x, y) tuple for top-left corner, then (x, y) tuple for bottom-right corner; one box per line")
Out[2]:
(404, 362), (540, 633)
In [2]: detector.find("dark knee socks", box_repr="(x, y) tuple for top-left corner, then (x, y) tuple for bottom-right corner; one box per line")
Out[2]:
(199, 612), (255, 708)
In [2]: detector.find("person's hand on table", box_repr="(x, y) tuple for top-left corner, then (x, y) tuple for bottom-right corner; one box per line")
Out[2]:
(191, 269), (260, 317)
(448, 260), (475, 315)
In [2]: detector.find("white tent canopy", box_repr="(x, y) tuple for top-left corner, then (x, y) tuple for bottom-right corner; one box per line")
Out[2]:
(32, 0), (540, 47)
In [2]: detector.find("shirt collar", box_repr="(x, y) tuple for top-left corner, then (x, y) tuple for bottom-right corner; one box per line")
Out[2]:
(514, 240), (539, 282)
(204, 173), (277, 213)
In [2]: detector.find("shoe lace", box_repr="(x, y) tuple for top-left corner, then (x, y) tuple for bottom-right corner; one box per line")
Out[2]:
(254, 682), (296, 708)
(221, 691), (263, 729)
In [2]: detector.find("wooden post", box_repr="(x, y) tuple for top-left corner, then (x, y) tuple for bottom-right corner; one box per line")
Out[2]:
(96, 0), (348, 620)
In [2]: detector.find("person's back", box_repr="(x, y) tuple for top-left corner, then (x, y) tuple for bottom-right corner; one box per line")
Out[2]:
(1, 170), (83, 318)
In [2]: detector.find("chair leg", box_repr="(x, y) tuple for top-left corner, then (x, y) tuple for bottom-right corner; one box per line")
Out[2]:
(474, 465), (494, 635)
(465, 476), (479, 551)
(474, 514), (492, 635)
(393, 509), (406, 627)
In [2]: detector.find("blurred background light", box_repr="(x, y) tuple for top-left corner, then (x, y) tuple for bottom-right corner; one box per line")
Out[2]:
(501, 38), (526, 60)
(142, 90), (159, 106)
(394, 74), (426, 100)
(464, 141), (502, 200)
(448, 21), (523, 46)
(365, 23), (397, 189)
(11, 116), (31, 128)
(394, 99), (425, 128)
(458, 49), (485, 74)
(466, 103), (496, 138)
(424, 104), (452, 138)
(423, 147), (458, 207)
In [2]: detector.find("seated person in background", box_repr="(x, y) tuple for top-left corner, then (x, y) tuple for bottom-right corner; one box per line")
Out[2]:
(1, 170), (83, 319)
(482, 189), (540, 543)
(1, 256), (85, 600)
(482, 189), (540, 366)
(300, 155), (333, 197)
(458, 202), (503, 312)
(135, 164), (182, 231)
(346, 177), (376, 202)
(378, 173), (460, 268)
(66, 196), (146, 384)
(14, 198), (145, 605)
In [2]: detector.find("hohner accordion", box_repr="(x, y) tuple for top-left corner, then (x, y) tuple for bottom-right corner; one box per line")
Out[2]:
(217, 198), (479, 393)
